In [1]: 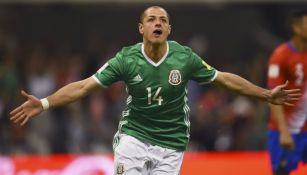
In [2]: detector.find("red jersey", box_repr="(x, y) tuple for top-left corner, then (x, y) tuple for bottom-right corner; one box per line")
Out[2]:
(267, 42), (307, 133)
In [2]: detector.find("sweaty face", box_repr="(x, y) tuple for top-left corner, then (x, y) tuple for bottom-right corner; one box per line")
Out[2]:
(139, 8), (171, 44)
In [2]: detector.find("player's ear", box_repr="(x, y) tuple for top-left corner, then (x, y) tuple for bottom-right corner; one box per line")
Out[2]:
(293, 24), (301, 35)
(139, 23), (144, 35)
(168, 24), (171, 35)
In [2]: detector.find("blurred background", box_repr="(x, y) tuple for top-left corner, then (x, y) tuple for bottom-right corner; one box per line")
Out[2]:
(0, 0), (305, 157)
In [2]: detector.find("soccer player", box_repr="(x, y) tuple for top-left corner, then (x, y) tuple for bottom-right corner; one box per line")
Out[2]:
(267, 10), (307, 175)
(11, 6), (301, 175)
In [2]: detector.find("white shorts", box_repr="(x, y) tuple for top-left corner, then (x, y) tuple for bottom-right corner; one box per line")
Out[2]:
(114, 134), (184, 175)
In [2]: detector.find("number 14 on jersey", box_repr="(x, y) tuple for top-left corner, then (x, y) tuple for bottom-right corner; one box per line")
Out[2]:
(146, 87), (163, 105)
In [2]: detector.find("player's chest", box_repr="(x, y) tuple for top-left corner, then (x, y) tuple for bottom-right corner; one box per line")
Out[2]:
(125, 61), (189, 97)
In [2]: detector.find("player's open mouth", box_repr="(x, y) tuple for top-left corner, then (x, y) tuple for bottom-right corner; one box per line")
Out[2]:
(153, 29), (163, 36)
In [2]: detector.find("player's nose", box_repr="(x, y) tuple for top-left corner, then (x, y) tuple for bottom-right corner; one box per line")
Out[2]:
(154, 22), (162, 28)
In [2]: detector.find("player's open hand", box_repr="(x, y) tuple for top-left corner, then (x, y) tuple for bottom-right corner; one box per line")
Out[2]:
(10, 90), (43, 126)
(268, 81), (301, 106)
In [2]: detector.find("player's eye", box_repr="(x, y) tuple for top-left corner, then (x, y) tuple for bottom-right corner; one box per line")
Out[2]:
(147, 18), (154, 22)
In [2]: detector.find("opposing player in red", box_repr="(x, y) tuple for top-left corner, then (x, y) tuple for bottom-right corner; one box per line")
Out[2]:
(267, 10), (307, 175)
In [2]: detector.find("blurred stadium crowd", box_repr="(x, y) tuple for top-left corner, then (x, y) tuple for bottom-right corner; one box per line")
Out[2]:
(0, 3), (304, 154)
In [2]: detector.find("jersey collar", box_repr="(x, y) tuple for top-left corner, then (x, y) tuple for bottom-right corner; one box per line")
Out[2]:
(287, 41), (299, 53)
(141, 41), (169, 67)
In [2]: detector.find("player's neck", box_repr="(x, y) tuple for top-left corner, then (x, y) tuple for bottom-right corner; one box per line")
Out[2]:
(291, 37), (307, 52)
(143, 41), (167, 63)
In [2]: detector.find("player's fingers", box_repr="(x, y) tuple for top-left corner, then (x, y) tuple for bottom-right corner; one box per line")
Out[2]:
(13, 114), (26, 123)
(287, 93), (302, 98)
(285, 89), (301, 93)
(283, 80), (289, 87)
(287, 94), (302, 100)
(279, 80), (289, 89)
(9, 106), (23, 116)
(283, 102), (294, 106)
(9, 115), (18, 121)
(286, 97), (300, 101)
(10, 110), (24, 120)
(21, 90), (29, 98)
(20, 116), (30, 126)
(286, 92), (301, 97)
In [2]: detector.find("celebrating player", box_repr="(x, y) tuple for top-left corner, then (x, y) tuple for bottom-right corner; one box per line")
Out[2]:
(11, 6), (301, 175)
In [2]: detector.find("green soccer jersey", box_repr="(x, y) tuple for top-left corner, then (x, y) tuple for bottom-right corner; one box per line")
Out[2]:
(93, 41), (217, 151)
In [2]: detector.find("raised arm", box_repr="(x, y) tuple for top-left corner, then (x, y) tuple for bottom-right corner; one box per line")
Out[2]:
(212, 71), (301, 105)
(10, 77), (101, 125)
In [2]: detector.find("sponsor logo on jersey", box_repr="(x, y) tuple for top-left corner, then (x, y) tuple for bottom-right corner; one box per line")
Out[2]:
(132, 74), (143, 82)
(169, 70), (182, 85)
(268, 64), (279, 78)
(116, 163), (125, 175)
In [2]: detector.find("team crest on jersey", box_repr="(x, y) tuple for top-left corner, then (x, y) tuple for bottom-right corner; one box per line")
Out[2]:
(116, 163), (125, 175)
(169, 70), (182, 85)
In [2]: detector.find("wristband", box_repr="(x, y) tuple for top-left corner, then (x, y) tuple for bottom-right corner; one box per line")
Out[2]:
(40, 98), (49, 110)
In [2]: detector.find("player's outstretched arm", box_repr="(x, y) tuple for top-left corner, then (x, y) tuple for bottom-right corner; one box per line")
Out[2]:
(212, 71), (301, 106)
(10, 77), (101, 126)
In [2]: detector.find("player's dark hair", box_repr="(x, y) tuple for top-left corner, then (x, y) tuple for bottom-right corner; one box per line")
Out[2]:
(289, 10), (307, 25)
(139, 6), (170, 24)
(288, 10), (307, 35)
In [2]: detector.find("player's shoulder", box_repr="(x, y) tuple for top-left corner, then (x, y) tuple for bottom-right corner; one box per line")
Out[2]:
(168, 40), (192, 54)
(268, 42), (294, 64)
(271, 42), (292, 58)
(119, 42), (142, 56)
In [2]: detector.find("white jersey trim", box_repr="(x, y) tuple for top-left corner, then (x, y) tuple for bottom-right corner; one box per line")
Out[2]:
(141, 42), (169, 67)
(183, 88), (191, 139)
(199, 70), (219, 85)
(91, 75), (108, 88)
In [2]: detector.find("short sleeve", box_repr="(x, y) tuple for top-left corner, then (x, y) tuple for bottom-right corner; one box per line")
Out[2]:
(92, 51), (126, 87)
(190, 52), (217, 84)
(267, 49), (286, 89)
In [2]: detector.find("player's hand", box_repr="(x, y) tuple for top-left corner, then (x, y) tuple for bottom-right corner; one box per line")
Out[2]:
(280, 131), (295, 151)
(10, 90), (43, 126)
(268, 81), (301, 106)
